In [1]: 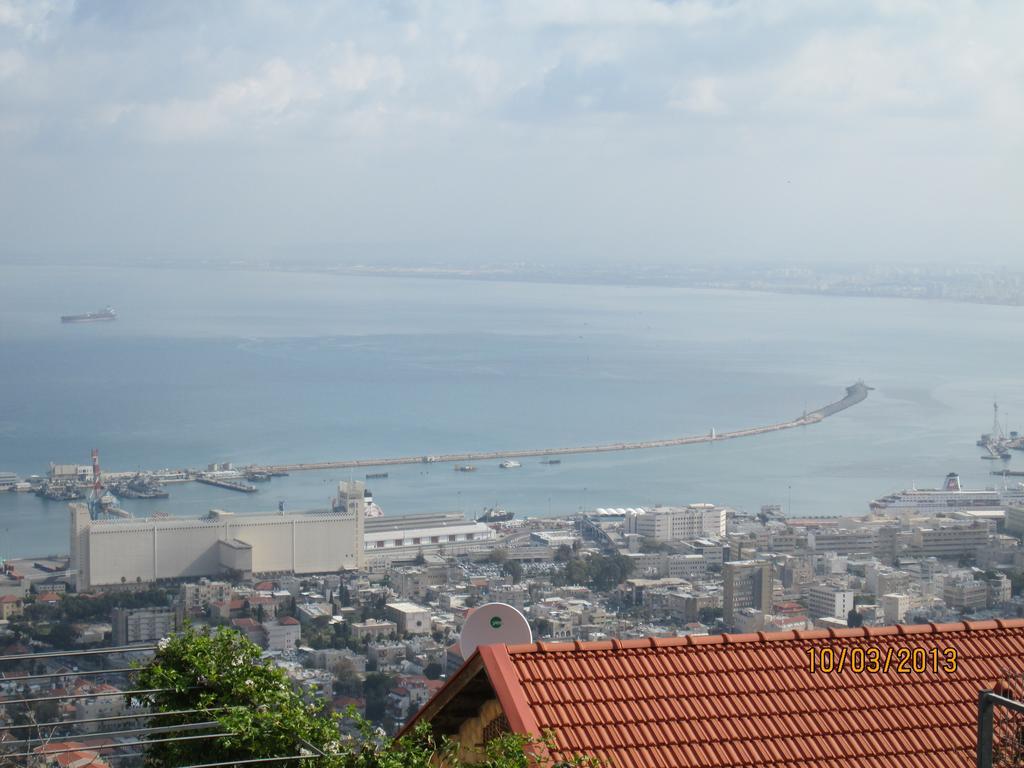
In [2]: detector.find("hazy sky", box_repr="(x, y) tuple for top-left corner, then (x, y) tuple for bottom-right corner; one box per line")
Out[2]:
(1, 0), (1022, 266)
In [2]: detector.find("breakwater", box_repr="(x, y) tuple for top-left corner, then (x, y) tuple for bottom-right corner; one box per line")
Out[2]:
(258, 382), (871, 474)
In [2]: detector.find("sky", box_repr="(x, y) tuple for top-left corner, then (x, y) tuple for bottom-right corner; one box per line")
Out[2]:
(1, 0), (1022, 267)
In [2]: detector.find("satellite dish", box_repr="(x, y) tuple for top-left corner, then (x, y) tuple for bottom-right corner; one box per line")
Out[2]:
(458, 602), (533, 659)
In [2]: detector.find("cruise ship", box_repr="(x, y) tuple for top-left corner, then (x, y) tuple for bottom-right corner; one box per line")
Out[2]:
(869, 473), (1024, 513)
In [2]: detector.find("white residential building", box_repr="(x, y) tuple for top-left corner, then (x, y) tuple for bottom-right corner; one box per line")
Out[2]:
(807, 584), (855, 620)
(881, 593), (910, 625)
(264, 617), (301, 651)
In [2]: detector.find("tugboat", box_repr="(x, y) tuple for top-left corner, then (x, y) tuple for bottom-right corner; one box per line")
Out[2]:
(477, 507), (514, 523)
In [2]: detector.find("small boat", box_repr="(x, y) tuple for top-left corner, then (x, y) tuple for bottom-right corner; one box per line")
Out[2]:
(455, 465), (476, 472)
(499, 460), (521, 469)
(365, 472), (389, 479)
(540, 459), (561, 465)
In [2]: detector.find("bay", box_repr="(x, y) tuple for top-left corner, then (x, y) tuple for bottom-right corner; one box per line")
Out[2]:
(0, 264), (1021, 558)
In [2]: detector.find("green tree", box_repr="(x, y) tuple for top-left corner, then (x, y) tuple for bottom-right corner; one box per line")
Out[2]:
(423, 662), (443, 680)
(486, 549), (508, 565)
(502, 560), (524, 584)
(133, 625), (601, 768)
(134, 624), (343, 767)
(363, 672), (396, 723)
(847, 609), (864, 628)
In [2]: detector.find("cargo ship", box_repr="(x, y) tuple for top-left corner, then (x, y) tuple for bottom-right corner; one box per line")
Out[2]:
(477, 507), (514, 523)
(61, 307), (117, 324)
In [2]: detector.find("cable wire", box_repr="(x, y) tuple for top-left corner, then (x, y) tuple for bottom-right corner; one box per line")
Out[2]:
(3, 707), (227, 732)
(1, 720), (222, 749)
(0, 646), (157, 663)
(0, 687), (171, 707)
(0, 666), (140, 683)
(176, 756), (320, 768)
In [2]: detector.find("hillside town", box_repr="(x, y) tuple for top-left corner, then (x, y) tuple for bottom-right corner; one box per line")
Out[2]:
(5, 473), (1024, 764)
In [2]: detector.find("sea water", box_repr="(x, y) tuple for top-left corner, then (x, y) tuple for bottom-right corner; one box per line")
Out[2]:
(1, 264), (1021, 557)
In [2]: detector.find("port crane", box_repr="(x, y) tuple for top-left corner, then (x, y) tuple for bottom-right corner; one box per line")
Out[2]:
(86, 449), (130, 520)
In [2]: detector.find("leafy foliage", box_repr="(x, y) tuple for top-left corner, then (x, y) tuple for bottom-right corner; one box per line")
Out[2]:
(554, 553), (635, 592)
(134, 626), (602, 767)
(134, 624), (341, 766)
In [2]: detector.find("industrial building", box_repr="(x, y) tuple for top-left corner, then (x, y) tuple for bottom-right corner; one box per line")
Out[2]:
(70, 482), (367, 590)
(363, 512), (496, 565)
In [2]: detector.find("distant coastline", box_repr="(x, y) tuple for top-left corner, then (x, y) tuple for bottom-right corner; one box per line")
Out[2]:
(11, 257), (1024, 310)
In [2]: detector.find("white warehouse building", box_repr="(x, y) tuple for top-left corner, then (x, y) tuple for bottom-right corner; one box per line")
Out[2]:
(70, 483), (503, 588)
(71, 482), (367, 590)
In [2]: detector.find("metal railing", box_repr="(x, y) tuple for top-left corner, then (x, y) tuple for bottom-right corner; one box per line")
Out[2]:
(977, 672), (1024, 768)
(0, 643), (335, 767)
(0, 644), (220, 767)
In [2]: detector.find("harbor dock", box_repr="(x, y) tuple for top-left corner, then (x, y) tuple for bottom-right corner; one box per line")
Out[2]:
(195, 476), (259, 493)
(253, 381), (871, 474)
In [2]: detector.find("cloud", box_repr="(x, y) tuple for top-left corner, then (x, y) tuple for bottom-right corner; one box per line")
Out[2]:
(329, 42), (404, 94)
(0, 48), (25, 78)
(669, 77), (726, 115)
(0, 0), (1022, 263)
(130, 58), (321, 142)
(0, 0), (69, 40)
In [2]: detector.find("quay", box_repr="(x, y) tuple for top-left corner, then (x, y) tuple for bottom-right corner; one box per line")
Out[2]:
(194, 476), (259, 493)
(253, 381), (871, 474)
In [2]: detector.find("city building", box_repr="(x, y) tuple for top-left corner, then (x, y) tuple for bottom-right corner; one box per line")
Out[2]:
(628, 504), (727, 543)
(264, 616), (301, 651)
(386, 601), (432, 636)
(805, 528), (876, 555)
(0, 593), (24, 620)
(881, 593), (910, 624)
(806, 584), (855, 620)
(722, 560), (773, 625)
(943, 576), (988, 610)
(111, 606), (177, 645)
(351, 618), (398, 642)
(179, 578), (234, 615)
(988, 575), (1012, 607)
(910, 521), (990, 560)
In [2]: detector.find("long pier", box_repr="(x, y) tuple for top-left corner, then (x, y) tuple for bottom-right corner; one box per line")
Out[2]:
(257, 381), (871, 474)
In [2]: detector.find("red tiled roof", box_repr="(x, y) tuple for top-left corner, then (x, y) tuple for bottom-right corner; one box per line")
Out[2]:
(407, 619), (1024, 767)
(0, 594), (20, 603)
